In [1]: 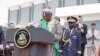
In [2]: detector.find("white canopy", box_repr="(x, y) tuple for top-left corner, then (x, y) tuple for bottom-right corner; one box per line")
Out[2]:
(55, 3), (100, 17)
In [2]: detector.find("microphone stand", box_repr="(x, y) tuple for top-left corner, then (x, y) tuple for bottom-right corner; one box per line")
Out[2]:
(27, 19), (43, 28)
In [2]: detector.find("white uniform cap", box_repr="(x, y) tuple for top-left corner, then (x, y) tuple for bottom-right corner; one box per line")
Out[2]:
(43, 8), (52, 13)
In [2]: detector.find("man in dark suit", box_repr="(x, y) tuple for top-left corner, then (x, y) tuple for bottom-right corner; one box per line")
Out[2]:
(77, 16), (87, 56)
(3, 23), (16, 56)
(0, 26), (5, 56)
(0, 26), (4, 44)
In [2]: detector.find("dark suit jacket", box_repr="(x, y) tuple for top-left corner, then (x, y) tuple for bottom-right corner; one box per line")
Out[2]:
(63, 28), (81, 56)
(76, 24), (87, 44)
(0, 29), (4, 44)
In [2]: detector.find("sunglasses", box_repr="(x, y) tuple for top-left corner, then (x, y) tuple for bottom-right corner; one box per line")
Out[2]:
(68, 22), (75, 23)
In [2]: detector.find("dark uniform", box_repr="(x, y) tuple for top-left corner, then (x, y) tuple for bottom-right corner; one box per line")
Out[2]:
(63, 16), (81, 56)
(0, 27), (4, 44)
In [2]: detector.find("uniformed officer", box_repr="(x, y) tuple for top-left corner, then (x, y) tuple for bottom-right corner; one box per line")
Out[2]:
(63, 16), (81, 56)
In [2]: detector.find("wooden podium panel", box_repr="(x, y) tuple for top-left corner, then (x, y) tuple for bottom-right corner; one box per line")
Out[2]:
(14, 44), (47, 56)
(20, 47), (29, 56)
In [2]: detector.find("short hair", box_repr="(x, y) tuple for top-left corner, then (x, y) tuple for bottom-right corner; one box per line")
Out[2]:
(78, 15), (82, 18)
(8, 23), (15, 26)
(91, 23), (96, 26)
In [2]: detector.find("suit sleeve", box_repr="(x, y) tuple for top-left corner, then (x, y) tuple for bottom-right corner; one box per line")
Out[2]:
(1, 30), (4, 43)
(86, 30), (90, 39)
(77, 31), (81, 52)
(81, 24), (87, 35)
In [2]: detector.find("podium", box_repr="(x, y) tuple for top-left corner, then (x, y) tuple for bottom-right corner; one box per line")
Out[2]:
(6, 26), (54, 56)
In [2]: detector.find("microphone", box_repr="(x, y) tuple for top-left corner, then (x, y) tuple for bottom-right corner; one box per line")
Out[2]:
(27, 19), (43, 27)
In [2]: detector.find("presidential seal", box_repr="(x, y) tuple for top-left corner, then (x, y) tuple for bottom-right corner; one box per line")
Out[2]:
(14, 28), (31, 48)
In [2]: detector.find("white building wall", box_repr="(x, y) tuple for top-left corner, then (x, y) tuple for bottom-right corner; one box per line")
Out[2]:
(84, 0), (98, 5)
(8, 5), (20, 25)
(8, 0), (100, 28)
(48, 0), (59, 15)
(8, 0), (46, 6)
(33, 3), (43, 27)
(65, 0), (77, 6)
(82, 13), (100, 21)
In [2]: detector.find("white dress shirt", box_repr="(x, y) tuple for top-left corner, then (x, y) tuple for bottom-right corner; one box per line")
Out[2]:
(86, 29), (100, 47)
(78, 23), (83, 28)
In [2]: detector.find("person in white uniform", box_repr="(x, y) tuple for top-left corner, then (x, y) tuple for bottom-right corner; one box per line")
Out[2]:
(86, 23), (100, 56)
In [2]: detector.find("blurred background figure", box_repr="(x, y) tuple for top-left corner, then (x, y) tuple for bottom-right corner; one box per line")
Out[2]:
(77, 16), (87, 56)
(0, 26), (4, 44)
(52, 16), (63, 56)
(3, 23), (16, 56)
(8, 23), (16, 29)
(86, 23), (100, 56)
(7, 23), (16, 56)
(0, 25), (5, 56)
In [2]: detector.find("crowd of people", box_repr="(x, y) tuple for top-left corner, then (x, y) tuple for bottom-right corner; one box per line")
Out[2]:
(0, 8), (100, 56)
(39, 8), (100, 56)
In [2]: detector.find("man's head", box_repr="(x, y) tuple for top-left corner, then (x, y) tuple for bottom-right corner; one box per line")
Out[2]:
(91, 23), (96, 31)
(67, 16), (77, 29)
(8, 23), (15, 29)
(43, 8), (52, 22)
(54, 16), (60, 24)
(78, 16), (83, 23)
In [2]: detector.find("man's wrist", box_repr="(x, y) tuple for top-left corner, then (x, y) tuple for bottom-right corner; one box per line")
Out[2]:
(77, 51), (81, 54)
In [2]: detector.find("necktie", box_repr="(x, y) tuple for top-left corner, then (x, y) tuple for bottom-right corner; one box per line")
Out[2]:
(70, 30), (72, 36)
(92, 30), (95, 44)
